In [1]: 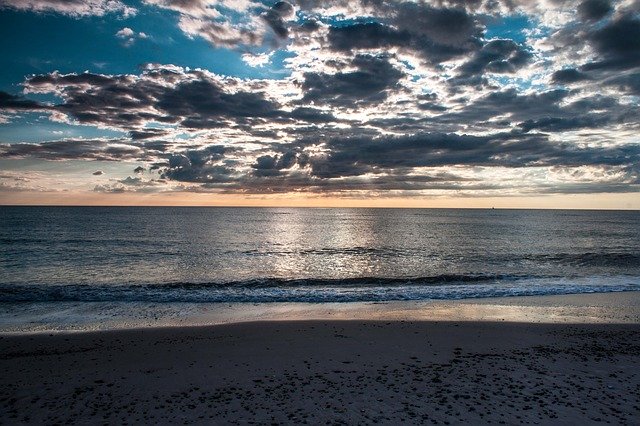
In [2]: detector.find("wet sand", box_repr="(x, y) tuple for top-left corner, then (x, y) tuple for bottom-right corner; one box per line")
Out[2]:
(2, 290), (640, 333)
(1, 292), (640, 424)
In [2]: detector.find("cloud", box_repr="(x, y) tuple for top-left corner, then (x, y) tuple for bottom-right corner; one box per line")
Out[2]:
(0, 91), (50, 111)
(251, 151), (299, 176)
(322, 2), (482, 65)
(299, 54), (405, 107)
(142, 0), (254, 17)
(303, 132), (640, 178)
(3, 0), (640, 198)
(20, 65), (363, 131)
(603, 72), (640, 95)
(453, 39), (532, 85)
(116, 27), (135, 38)
(517, 116), (611, 133)
(262, 1), (295, 40)
(115, 27), (149, 46)
(288, 107), (336, 123)
(327, 21), (481, 66)
(537, 7), (640, 97)
(160, 145), (236, 183)
(242, 52), (273, 67)
(0, 0), (136, 17)
(551, 68), (591, 84)
(143, 0), (268, 49)
(583, 13), (640, 71)
(177, 16), (262, 48)
(145, 125), (640, 194)
(157, 78), (281, 128)
(129, 129), (170, 140)
(21, 66), (286, 130)
(93, 176), (167, 193)
(142, 0), (219, 17)
(0, 139), (144, 161)
(327, 23), (411, 54)
(577, 0), (612, 21)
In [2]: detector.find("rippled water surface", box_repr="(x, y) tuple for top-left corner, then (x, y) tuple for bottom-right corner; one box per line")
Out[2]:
(1, 207), (639, 302)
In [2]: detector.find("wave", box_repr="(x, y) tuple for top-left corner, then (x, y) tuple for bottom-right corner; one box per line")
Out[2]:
(525, 252), (640, 267)
(228, 250), (640, 268)
(1, 274), (639, 303)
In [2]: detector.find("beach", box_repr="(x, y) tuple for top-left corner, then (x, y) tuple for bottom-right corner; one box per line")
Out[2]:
(2, 292), (639, 424)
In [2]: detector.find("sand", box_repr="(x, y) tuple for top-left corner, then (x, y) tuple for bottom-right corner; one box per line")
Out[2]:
(3, 290), (640, 333)
(1, 292), (640, 424)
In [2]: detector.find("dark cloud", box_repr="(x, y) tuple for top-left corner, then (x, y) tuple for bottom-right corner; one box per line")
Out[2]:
(454, 39), (531, 84)
(584, 13), (640, 71)
(577, 0), (612, 21)
(391, 2), (481, 47)
(295, 18), (320, 33)
(157, 79), (280, 128)
(0, 139), (144, 161)
(418, 103), (448, 112)
(25, 72), (170, 128)
(160, 145), (235, 183)
(328, 22), (411, 53)
(252, 151), (300, 176)
(140, 140), (176, 155)
(137, 130), (640, 194)
(23, 68), (283, 130)
(262, 1), (295, 39)
(517, 115), (611, 133)
(326, 3), (482, 65)
(603, 72), (640, 95)
(288, 107), (336, 123)
(300, 54), (405, 107)
(362, 87), (636, 148)
(306, 132), (640, 179)
(28, 72), (120, 87)
(432, 88), (572, 128)
(128, 129), (170, 140)
(590, 14), (640, 56)
(192, 172), (497, 194)
(23, 67), (344, 131)
(551, 68), (591, 84)
(0, 91), (49, 111)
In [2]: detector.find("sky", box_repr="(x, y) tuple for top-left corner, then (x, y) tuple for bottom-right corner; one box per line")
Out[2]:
(0, 0), (639, 208)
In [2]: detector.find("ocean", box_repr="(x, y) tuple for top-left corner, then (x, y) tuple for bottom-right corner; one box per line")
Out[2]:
(1, 207), (639, 306)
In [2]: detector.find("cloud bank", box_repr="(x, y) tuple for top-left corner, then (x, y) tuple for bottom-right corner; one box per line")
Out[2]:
(1, 0), (639, 199)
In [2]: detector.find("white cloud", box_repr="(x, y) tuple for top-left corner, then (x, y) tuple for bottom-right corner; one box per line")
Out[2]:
(242, 52), (273, 67)
(115, 27), (149, 47)
(116, 27), (135, 38)
(0, 0), (136, 17)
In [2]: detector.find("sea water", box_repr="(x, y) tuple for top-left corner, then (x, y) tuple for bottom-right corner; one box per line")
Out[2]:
(2, 207), (639, 305)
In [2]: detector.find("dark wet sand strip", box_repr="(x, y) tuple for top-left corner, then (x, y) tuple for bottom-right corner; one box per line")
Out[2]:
(2, 318), (640, 424)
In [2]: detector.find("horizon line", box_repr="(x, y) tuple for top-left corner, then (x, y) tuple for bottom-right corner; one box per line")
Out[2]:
(1, 204), (639, 211)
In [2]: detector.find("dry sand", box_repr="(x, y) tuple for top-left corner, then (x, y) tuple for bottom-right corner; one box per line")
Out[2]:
(1, 292), (640, 425)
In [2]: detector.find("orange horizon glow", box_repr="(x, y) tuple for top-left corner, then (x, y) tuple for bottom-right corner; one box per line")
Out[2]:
(1, 191), (639, 210)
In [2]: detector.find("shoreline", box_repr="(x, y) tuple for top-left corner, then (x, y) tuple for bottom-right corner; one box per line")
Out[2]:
(2, 290), (639, 334)
(2, 291), (639, 423)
